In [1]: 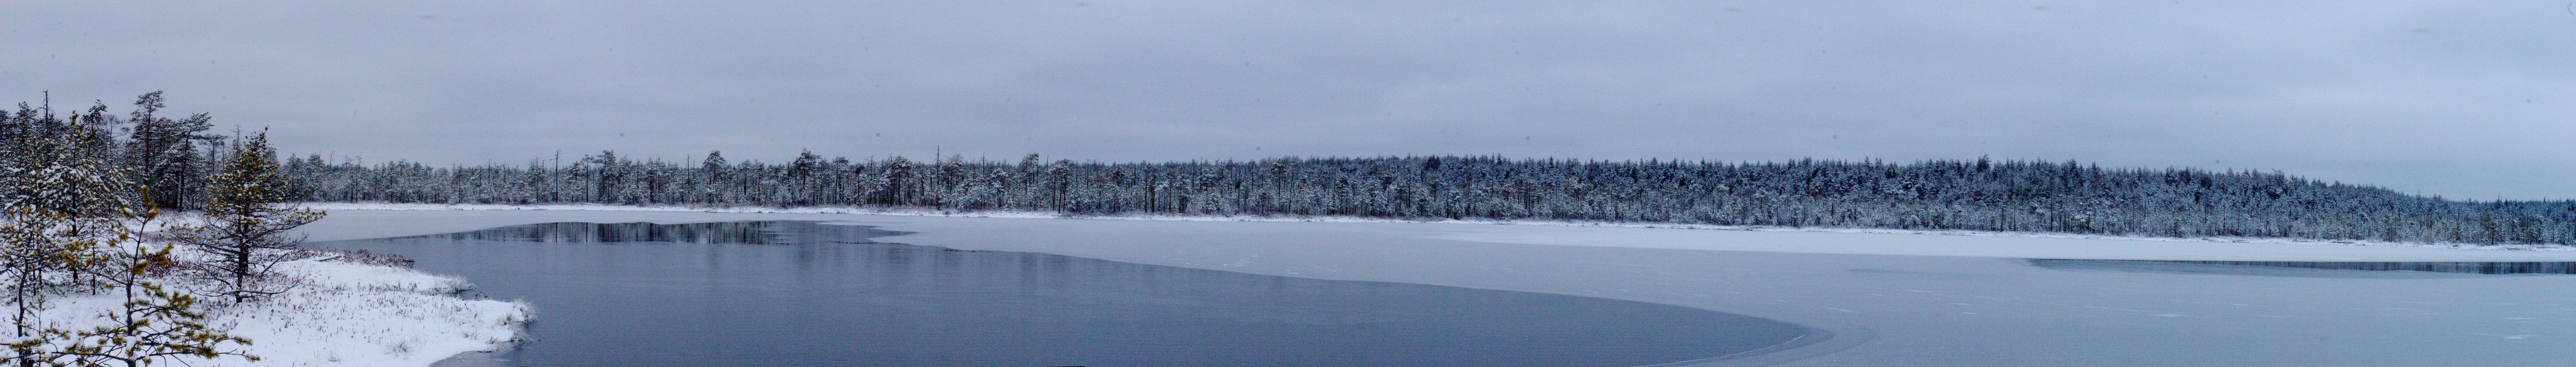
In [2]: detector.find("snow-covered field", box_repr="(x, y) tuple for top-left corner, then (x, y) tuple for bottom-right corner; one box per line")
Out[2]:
(295, 205), (2576, 367)
(32, 219), (532, 367)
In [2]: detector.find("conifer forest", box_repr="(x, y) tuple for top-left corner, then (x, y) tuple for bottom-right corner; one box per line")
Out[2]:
(292, 145), (2576, 247)
(1, 92), (311, 364)
(12, 93), (2575, 249)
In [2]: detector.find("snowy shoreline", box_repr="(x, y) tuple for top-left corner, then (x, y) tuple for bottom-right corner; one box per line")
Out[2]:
(216, 253), (532, 366)
(23, 211), (534, 367)
(297, 202), (2576, 252)
(35, 245), (533, 367)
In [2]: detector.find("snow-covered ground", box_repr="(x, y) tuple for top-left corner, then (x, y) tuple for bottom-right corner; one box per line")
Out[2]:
(300, 202), (2576, 259)
(31, 218), (531, 367)
(295, 206), (2576, 367)
(296, 202), (2576, 251)
(224, 255), (532, 366)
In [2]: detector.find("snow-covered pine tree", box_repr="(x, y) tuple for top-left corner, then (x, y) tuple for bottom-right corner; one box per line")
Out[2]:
(170, 131), (323, 303)
(20, 209), (256, 367)
(115, 92), (220, 211)
(1, 129), (145, 366)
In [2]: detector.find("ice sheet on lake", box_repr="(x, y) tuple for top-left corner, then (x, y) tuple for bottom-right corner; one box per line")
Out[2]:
(302, 210), (2576, 367)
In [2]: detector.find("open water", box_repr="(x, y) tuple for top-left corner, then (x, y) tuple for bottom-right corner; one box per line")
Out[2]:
(310, 221), (1808, 367)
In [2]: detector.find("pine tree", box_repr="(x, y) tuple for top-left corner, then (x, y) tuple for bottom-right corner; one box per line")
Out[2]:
(700, 152), (727, 204)
(118, 93), (216, 211)
(0, 128), (153, 366)
(0, 94), (258, 365)
(170, 131), (323, 302)
(18, 209), (256, 367)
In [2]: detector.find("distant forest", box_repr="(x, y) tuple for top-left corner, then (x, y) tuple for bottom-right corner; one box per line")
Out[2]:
(10, 93), (2567, 246)
(287, 150), (2576, 246)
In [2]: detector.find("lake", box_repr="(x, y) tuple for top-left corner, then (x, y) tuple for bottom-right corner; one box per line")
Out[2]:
(311, 221), (1810, 367)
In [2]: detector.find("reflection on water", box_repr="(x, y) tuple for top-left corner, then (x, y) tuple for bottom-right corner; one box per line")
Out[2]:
(2029, 259), (2576, 277)
(322, 221), (1808, 367)
(398, 221), (893, 245)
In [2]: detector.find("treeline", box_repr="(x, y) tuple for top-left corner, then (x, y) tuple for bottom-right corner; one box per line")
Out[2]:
(2, 92), (309, 364)
(289, 150), (2576, 246)
(0, 92), (225, 211)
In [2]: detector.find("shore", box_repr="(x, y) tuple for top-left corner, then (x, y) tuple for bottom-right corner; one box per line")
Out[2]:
(31, 246), (532, 367)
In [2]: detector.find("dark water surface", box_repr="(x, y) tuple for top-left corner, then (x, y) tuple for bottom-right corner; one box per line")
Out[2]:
(312, 221), (1808, 367)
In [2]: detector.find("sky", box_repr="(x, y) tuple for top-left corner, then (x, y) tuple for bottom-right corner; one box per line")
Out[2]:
(6, 0), (2574, 200)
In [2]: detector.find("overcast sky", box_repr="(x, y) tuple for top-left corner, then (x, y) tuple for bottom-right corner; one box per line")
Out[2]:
(6, 0), (2573, 199)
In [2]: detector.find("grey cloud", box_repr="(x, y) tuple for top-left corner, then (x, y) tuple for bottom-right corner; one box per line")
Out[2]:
(5, 0), (2571, 199)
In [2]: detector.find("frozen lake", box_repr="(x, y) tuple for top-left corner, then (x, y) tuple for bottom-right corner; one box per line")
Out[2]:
(298, 209), (2576, 367)
(313, 221), (1807, 367)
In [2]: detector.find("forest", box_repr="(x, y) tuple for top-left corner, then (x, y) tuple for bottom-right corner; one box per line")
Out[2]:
(11, 92), (2572, 248)
(1, 92), (309, 364)
(287, 148), (2576, 247)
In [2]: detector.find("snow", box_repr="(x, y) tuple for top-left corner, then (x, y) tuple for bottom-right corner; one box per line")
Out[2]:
(224, 257), (532, 366)
(1425, 225), (2576, 261)
(292, 206), (2576, 367)
(31, 220), (532, 367)
(298, 202), (2576, 260)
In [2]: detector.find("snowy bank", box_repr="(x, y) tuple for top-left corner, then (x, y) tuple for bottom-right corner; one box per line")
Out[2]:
(298, 202), (2576, 261)
(231, 255), (533, 366)
(297, 208), (2576, 367)
(34, 245), (532, 367)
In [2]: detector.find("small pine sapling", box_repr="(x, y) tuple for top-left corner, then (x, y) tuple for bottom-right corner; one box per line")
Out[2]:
(16, 209), (255, 367)
(3, 132), (147, 365)
(169, 131), (323, 303)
